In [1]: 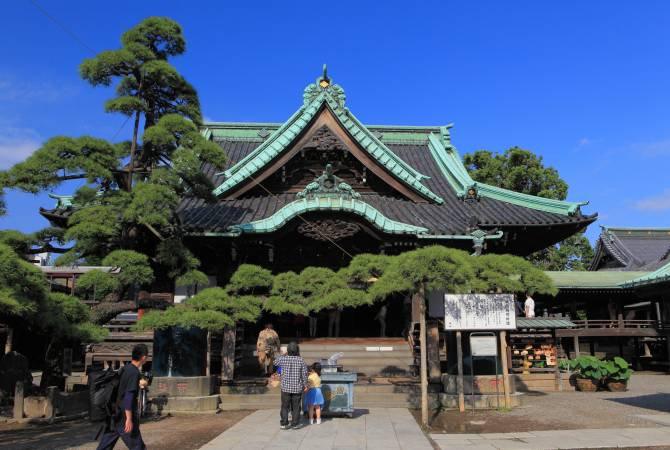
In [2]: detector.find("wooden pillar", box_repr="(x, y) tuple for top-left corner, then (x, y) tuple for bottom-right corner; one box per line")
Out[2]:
(221, 326), (236, 382)
(456, 331), (465, 413)
(573, 335), (580, 358)
(499, 331), (511, 408)
(427, 322), (441, 383)
(589, 339), (595, 356)
(13, 381), (24, 419)
(554, 335), (561, 391)
(206, 331), (212, 376)
(419, 287), (428, 426)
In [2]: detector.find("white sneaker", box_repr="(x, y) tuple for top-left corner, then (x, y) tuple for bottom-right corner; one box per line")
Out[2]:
(309, 419), (314, 424)
(316, 419), (321, 425)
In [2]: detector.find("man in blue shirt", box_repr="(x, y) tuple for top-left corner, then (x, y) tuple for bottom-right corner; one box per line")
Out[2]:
(274, 341), (308, 429)
(97, 344), (148, 450)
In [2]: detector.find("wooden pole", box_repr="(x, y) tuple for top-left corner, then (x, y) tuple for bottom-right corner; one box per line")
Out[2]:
(419, 286), (429, 426)
(456, 330), (465, 413)
(573, 335), (580, 358)
(499, 331), (511, 408)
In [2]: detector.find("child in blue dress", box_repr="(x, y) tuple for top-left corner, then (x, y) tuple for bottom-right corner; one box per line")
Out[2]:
(305, 362), (324, 424)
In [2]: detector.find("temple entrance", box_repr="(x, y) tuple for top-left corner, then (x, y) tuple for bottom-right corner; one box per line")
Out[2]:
(245, 298), (409, 342)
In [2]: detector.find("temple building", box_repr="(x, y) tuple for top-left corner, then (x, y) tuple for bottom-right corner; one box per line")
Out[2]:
(176, 67), (596, 276)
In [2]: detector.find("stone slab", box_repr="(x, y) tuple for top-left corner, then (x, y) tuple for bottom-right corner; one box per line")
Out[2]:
(200, 408), (432, 450)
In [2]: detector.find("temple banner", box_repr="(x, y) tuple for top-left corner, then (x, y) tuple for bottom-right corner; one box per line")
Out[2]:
(443, 293), (516, 330)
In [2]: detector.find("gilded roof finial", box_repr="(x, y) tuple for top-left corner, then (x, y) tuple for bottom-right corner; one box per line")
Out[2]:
(319, 64), (330, 88)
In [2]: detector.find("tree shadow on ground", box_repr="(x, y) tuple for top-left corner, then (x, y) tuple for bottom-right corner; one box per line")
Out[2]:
(606, 393), (670, 413)
(0, 419), (95, 450)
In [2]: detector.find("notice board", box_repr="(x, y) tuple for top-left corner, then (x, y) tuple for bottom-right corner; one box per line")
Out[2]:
(444, 293), (516, 330)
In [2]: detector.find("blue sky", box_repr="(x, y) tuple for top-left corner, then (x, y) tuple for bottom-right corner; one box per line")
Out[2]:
(1, 1), (669, 242)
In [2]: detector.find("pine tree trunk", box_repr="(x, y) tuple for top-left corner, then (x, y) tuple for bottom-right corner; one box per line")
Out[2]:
(4, 327), (13, 354)
(127, 110), (141, 191)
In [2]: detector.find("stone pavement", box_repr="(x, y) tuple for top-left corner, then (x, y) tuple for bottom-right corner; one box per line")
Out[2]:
(199, 408), (433, 450)
(430, 425), (670, 450)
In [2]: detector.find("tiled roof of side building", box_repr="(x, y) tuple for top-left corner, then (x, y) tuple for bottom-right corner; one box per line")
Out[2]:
(619, 260), (670, 288)
(590, 226), (670, 271)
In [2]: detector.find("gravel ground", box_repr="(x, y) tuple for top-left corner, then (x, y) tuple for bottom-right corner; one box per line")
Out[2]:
(0, 411), (252, 450)
(423, 372), (670, 434)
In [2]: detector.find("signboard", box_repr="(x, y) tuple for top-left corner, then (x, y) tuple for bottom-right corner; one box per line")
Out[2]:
(470, 335), (498, 356)
(444, 293), (516, 330)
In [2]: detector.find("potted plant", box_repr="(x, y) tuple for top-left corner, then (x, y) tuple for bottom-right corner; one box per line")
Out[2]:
(565, 356), (606, 391)
(603, 357), (632, 392)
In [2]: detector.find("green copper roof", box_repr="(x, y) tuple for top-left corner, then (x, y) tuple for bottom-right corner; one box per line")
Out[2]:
(48, 193), (74, 208)
(211, 68), (444, 204)
(427, 133), (588, 216)
(545, 271), (648, 289)
(619, 261), (670, 288)
(230, 196), (430, 235)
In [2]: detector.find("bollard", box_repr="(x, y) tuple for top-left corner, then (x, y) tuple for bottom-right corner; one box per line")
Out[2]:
(13, 381), (24, 419)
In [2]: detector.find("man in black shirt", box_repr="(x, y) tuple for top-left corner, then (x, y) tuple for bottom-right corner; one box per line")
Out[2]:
(97, 344), (148, 450)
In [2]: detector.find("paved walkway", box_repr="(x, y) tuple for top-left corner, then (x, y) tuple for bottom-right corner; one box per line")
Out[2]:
(199, 408), (433, 450)
(430, 425), (670, 449)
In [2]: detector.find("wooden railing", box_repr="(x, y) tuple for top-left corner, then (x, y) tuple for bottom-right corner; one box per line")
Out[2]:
(570, 319), (666, 329)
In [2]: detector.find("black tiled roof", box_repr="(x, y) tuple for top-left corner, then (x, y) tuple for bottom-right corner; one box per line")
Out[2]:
(178, 139), (596, 238)
(590, 227), (670, 271)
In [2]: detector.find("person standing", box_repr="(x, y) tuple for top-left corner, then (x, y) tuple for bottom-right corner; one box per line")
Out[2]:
(274, 342), (308, 429)
(327, 308), (341, 338)
(374, 303), (388, 337)
(97, 344), (149, 450)
(257, 324), (280, 376)
(305, 362), (324, 425)
(524, 293), (535, 318)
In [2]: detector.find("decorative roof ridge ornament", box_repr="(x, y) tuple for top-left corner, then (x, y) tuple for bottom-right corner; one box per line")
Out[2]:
(303, 64), (346, 109)
(296, 163), (361, 200)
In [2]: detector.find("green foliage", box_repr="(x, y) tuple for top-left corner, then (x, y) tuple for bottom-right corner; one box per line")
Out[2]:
(463, 146), (594, 270)
(0, 230), (36, 255)
(2, 136), (121, 193)
(124, 181), (179, 228)
(175, 269), (209, 287)
(265, 271), (307, 315)
(75, 270), (121, 301)
(603, 356), (633, 382)
(368, 246), (556, 302)
(463, 147), (568, 200)
(338, 254), (391, 284)
(527, 232), (595, 271)
(102, 250), (154, 287)
(0, 243), (106, 342)
(136, 287), (262, 331)
(0, 243), (46, 318)
(80, 17), (199, 127)
(565, 355), (608, 381)
(226, 264), (273, 295)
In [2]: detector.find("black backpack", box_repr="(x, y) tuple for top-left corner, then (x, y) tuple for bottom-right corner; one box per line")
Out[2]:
(88, 367), (123, 423)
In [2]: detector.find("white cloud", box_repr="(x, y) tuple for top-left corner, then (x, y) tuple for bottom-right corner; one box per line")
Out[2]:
(631, 139), (670, 157)
(0, 127), (41, 169)
(0, 78), (76, 103)
(578, 137), (592, 146)
(634, 189), (670, 211)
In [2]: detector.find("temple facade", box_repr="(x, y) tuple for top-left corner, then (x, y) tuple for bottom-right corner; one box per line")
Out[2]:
(177, 68), (596, 278)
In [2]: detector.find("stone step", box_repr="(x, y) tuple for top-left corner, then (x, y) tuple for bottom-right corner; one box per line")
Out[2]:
(297, 351), (413, 359)
(149, 394), (219, 413)
(219, 383), (437, 395)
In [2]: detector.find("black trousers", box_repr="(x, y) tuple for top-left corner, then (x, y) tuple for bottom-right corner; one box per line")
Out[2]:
(96, 420), (146, 450)
(280, 391), (302, 427)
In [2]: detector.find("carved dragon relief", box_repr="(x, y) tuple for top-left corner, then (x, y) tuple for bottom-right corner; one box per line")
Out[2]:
(297, 219), (360, 241)
(296, 164), (361, 200)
